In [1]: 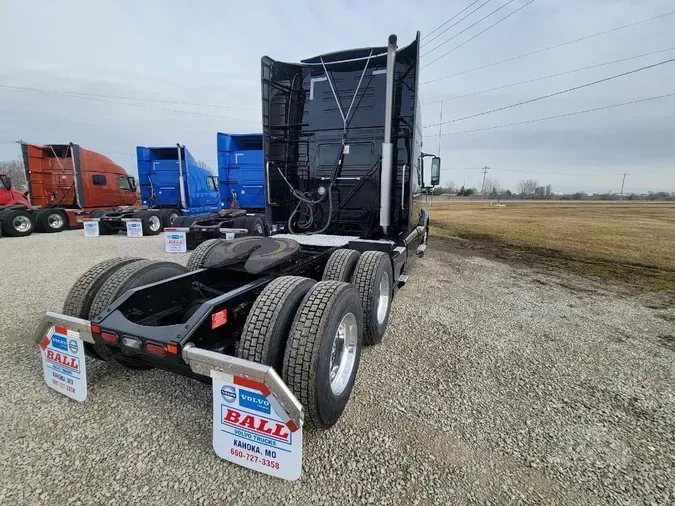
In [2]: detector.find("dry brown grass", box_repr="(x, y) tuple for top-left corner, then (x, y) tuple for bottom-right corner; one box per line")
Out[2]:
(423, 202), (675, 290)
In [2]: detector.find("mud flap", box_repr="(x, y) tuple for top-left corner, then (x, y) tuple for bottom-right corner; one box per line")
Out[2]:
(39, 326), (87, 402)
(212, 371), (303, 480)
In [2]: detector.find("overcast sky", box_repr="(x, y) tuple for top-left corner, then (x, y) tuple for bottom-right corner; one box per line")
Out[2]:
(0, 0), (673, 194)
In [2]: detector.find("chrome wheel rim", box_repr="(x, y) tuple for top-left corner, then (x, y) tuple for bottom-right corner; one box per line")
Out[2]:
(48, 213), (64, 229)
(255, 223), (263, 235)
(329, 312), (358, 396)
(13, 216), (32, 232)
(377, 272), (390, 325)
(149, 215), (161, 231)
(169, 212), (179, 224)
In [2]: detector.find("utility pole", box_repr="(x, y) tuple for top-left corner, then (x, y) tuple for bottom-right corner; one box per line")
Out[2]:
(619, 172), (629, 200)
(480, 166), (489, 198)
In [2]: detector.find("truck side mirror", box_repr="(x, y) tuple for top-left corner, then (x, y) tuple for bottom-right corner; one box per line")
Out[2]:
(430, 157), (441, 186)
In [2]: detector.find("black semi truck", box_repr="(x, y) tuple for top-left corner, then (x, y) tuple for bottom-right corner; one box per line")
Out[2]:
(36, 33), (439, 479)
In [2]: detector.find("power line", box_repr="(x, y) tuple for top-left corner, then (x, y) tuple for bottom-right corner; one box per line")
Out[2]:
(438, 92), (675, 136)
(0, 83), (257, 111)
(423, 46), (675, 105)
(0, 84), (260, 123)
(421, 10), (675, 85)
(422, 0), (486, 42)
(422, 0), (494, 47)
(422, 0), (516, 57)
(425, 58), (675, 128)
(422, 0), (536, 69)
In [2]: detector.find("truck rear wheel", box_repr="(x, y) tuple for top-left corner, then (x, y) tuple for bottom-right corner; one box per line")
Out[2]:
(237, 276), (316, 373)
(62, 257), (142, 359)
(186, 238), (222, 270)
(0, 209), (35, 237)
(36, 209), (68, 233)
(283, 281), (363, 429)
(351, 251), (393, 346)
(159, 208), (180, 228)
(88, 260), (188, 366)
(244, 216), (265, 236)
(133, 210), (162, 235)
(322, 249), (361, 282)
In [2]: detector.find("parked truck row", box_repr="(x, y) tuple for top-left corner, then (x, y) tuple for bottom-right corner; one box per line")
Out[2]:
(0, 133), (267, 239)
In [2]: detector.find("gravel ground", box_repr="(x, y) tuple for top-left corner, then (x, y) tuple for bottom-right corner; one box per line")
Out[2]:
(1, 231), (674, 505)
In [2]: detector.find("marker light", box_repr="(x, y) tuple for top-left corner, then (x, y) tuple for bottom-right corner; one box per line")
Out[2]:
(100, 332), (118, 344)
(146, 343), (166, 356)
(317, 186), (326, 196)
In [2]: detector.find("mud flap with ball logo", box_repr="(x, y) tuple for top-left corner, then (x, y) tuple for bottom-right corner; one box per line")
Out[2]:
(211, 371), (303, 480)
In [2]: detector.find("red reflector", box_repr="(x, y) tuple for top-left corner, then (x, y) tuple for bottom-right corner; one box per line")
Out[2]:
(91, 324), (101, 334)
(211, 309), (228, 329)
(146, 343), (166, 356)
(166, 344), (178, 355)
(100, 332), (118, 344)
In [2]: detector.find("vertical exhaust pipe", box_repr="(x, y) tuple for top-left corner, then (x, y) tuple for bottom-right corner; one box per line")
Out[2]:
(176, 143), (187, 210)
(379, 34), (397, 235)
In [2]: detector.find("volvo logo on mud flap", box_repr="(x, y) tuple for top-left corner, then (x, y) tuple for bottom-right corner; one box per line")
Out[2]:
(221, 385), (236, 403)
(68, 339), (79, 354)
(239, 389), (271, 414)
(51, 334), (68, 352)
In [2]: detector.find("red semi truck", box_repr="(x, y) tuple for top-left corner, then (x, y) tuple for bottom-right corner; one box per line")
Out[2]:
(0, 143), (138, 237)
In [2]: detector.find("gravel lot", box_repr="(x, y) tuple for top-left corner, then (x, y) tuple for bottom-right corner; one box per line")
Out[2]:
(1, 231), (673, 505)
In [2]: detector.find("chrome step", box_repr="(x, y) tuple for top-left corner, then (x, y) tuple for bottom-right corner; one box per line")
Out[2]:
(417, 244), (427, 257)
(397, 274), (409, 288)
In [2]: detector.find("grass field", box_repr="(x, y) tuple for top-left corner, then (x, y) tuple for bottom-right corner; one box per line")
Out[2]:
(424, 202), (675, 291)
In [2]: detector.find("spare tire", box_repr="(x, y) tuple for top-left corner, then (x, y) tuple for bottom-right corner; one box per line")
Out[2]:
(88, 260), (188, 366)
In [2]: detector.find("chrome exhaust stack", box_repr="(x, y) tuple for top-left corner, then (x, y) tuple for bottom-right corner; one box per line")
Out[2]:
(379, 34), (397, 235)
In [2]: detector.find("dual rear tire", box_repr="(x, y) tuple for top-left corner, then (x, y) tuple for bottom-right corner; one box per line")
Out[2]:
(62, 258), (187, 368)
(237, 277), (363, 429)
(236, 248), (392, 429)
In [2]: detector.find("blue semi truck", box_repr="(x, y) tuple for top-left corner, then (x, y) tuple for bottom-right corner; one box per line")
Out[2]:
(91, 144), (221, 235)
(217, 133), (265, 213)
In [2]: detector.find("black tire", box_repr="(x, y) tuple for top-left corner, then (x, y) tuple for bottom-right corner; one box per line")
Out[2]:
(133, 210), (162, 235)
(237, 276), (316, 374)
(62, 257), (142, 359)
(171, 216), (188, 227)
(36, 208), (68, 233)
(0, 208), (35, 237)
(186, 238), (222, 270)
(159, 208), (180, 228)
(322, 249), (361, 282)
(232, 216), (247, 230)
(283, 281), (363, 429)
(88, 260), (188, 365)
(89, 211), (116, 235)
(351, 251), (393, 346)
(244, 215), (266, 236)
